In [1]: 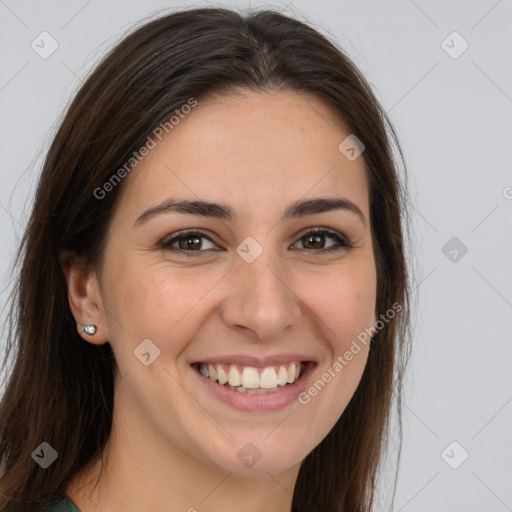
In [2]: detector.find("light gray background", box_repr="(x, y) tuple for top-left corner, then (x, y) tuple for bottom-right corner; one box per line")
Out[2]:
(1, 1), (511, 511)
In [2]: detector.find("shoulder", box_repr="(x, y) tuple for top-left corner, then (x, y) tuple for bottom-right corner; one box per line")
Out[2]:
(38, 494), (81, 512)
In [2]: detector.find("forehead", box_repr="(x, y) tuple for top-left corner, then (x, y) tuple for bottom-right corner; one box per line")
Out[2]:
(114, 89), (369, 224)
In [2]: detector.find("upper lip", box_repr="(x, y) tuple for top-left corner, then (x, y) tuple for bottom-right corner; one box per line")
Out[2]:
(190, 354), (316, 368)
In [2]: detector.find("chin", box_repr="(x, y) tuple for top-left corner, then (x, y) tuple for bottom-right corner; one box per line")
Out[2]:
(202, 435), (308, 476)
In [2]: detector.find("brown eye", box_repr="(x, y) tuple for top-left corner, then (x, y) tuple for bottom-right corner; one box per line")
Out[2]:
(160, 227), (352, 258)
(301, 232), (326, 250)
(292, 229), (352, 255)
(161, 230), (217, 255)
(175, 234), (203, 250)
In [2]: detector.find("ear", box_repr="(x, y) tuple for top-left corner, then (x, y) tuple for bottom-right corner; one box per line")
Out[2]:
(60, 250), (109, 345)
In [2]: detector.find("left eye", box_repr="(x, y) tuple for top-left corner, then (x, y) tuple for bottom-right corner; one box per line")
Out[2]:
(291, 229), (351, 253)
(160, 228), (351, 256)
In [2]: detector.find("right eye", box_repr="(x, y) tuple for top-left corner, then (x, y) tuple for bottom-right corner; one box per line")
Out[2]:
(160, 229), (219, 256)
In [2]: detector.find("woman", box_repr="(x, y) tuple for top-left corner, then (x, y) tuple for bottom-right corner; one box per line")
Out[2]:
(0, 6), (412, 511)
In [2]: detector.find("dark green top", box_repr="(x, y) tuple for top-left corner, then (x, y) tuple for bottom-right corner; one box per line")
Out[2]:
(41, 494), (80, 511)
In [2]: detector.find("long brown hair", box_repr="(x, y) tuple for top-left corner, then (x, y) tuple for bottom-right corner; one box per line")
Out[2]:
(0, 7), (412, 511)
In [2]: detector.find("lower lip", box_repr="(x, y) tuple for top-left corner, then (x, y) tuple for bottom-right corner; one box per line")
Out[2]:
(191, 362), (316, 412)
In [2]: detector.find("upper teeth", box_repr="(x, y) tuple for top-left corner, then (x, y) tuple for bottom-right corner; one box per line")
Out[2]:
(198, 362), (303, 388)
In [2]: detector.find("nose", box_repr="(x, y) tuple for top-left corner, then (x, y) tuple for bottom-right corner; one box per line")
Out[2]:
(220, 248), (302, 341)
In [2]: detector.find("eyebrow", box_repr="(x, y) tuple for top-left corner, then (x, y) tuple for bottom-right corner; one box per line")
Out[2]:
(134, 196), (366, 227)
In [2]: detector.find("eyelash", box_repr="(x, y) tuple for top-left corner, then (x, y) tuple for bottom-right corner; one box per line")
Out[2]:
(160, 227), (353, 257)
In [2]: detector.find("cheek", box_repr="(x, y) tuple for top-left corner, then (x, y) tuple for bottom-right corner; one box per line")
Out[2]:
(103, 259), (220, 347)
(304, 262), (377, 351)
(297, 265), (375, 439)
(103, 246), (376, 363)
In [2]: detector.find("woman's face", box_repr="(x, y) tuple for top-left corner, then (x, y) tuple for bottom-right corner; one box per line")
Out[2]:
(88, 89), (376, 475)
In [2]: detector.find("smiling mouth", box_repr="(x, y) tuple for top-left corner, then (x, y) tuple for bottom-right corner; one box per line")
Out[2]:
(191, 361), (310, 394)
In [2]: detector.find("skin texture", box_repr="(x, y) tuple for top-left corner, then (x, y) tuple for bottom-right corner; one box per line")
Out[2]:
(63, 89), (377, 512)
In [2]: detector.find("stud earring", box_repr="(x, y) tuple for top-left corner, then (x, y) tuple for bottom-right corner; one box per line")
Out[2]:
(81, 324), (97, 335)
